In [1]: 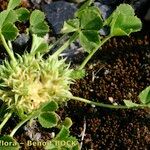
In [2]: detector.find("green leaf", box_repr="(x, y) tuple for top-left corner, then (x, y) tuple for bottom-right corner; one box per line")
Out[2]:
(105, 4), (142, 36)
(124, 100), (139, 108)
(71, 69), (85, 79)
(112, 14), (141, 36)
(62, 117), (72, 128)
(139, 86), (150, 104)
(79, 30), (101, 53)
(45, 143), (56, 150)
(0, 135), (20, 150)
(61, 19), (80, 33)
(76, 6), (103, 30)
(38, 112), (59, 128)
(114, 4), (135, 16)
(104, 4), (135, 26)
(41, 101), (58, 112)
(30, 10), (49, 36)
(31, 34), (49, 55)
(7, 0), (21, 10)
(30, 22), (49, 37)
(30, 10), (45, 26)
(0, 10), (17, 28)
(55, 126), (69, 139)
(78, 0), (93, 11)
(15, 8), (30, 22)
(45, 126), (79, 150)
(1, 23), (18, 40)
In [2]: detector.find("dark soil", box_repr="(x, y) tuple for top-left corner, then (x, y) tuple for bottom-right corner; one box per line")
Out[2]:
(65, 31), (150, 150)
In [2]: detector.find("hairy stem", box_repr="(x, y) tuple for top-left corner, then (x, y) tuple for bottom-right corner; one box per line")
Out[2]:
(79, 35), (111, 70)
(52, 32), (78, 58)
(0, 112), (12, 132)
(70, 96), (144, 109)
(0, 33), (16, 62)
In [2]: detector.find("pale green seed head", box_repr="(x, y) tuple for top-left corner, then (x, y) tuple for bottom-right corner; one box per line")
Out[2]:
(0, 53), (73, 114)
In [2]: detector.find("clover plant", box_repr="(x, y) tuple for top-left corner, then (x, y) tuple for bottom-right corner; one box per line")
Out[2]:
(0, 0), (149, 150)
(59, 0), (142, 70)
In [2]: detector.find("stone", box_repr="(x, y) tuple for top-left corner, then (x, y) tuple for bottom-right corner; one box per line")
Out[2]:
(42, 1), (77, 34)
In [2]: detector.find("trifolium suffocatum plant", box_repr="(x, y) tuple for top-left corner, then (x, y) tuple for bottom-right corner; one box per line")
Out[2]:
(0, 0), (73, 115)
(0, 0), (149, 150)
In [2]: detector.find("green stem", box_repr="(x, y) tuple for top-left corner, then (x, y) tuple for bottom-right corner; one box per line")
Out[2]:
(8, 41), (12, 50)
(52, 32), (78, 58)
(10, 111), (38, 137)
(0, 33), (16, 62)
(0, 112), (12, 131)
(49, 33), (68, 50)
(79, 35), (112, 70)
(70, 96), (144, 109)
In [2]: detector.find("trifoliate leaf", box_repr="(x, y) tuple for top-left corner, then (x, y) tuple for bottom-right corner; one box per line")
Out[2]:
(15, 8), (30, 22)
(76, 6), (103, 30)
(105, 4), (142, 36)
(79, 30), (101, 53)
(38, 112), (59, 128)
(30, 22), (49, 37)
(7, 0), (21, 10)
(31, 34), (49, 55)
(1, 23), (18, 40)
(61, 19), (80, 33)
(0, 135), (20, 150)
(139, 86), (150, 104)
(0, 10), (17, 28)
(30, 10), (45, 26)
(124, 100), (139, 108)
(41, 101), (58, 112)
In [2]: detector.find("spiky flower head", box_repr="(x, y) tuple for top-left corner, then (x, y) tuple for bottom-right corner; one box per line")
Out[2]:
(0, 53), (73, 114)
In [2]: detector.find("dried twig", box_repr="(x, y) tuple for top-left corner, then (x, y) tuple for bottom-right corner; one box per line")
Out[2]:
(80, 117), (86, 150)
